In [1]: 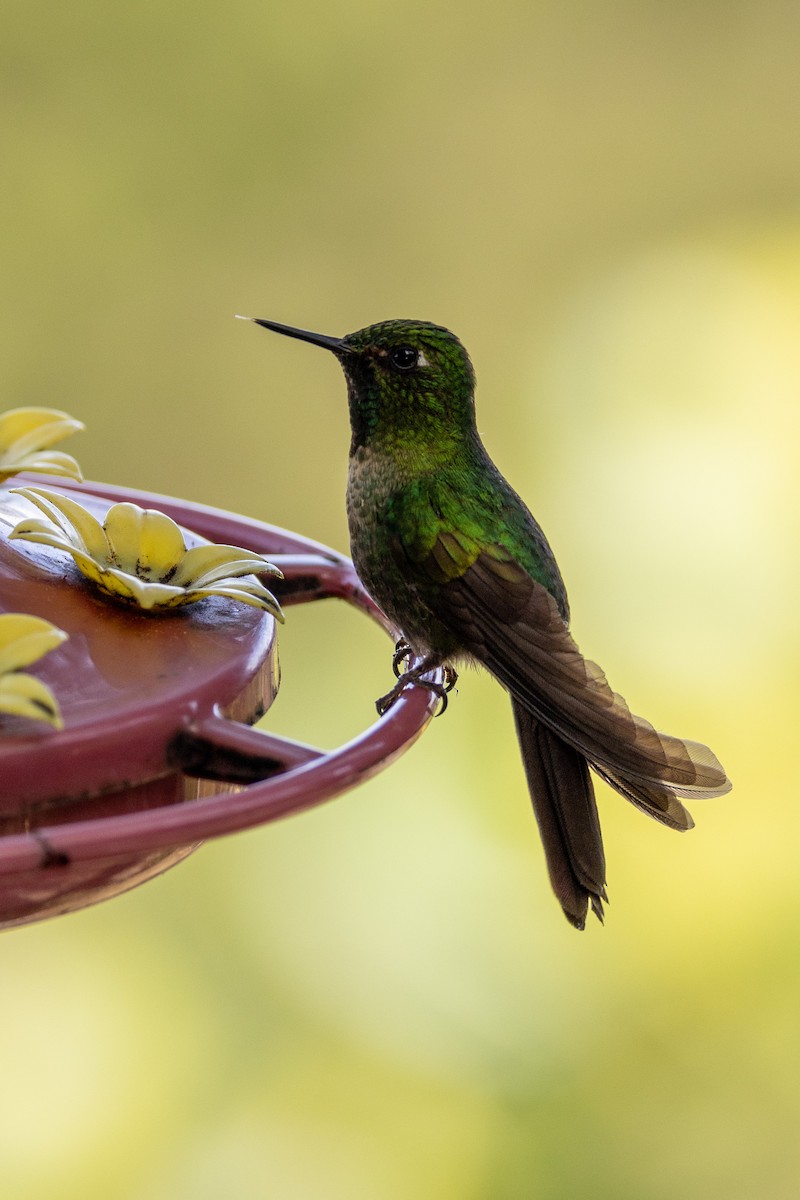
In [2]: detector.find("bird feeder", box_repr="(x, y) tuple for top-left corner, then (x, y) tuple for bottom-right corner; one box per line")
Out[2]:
(0, 476), (444, 929)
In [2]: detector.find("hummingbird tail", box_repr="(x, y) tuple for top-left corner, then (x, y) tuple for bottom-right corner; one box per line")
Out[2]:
(512, 698), (607, 930)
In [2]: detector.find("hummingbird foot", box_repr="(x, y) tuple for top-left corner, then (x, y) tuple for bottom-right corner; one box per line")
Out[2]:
(375, 656), (458, 717)
(391, 639), (414, 677)
(436, 664), (459, 715)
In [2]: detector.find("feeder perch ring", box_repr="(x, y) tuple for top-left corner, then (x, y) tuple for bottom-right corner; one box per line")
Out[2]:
(0, 477), (444, 928)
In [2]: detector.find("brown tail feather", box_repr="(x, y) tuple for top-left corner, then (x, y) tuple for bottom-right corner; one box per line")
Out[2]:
(512, 699), (607, 929)
(591, 763), (694, 830)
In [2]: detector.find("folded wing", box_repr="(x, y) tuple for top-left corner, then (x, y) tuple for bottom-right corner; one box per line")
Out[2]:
(434, 549), (731, 826)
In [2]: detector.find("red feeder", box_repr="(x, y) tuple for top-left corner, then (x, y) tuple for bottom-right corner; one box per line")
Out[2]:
(0, 478), (444, 928)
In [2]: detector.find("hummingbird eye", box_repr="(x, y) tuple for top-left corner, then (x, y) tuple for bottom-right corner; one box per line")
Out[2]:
(388, 344), (426, 372)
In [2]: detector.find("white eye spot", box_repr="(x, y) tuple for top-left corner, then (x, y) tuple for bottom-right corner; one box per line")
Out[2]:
(417, 349), (430, 367)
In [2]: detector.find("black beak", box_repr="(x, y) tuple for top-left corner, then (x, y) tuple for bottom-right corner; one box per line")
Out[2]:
(236, 315), (348, 355)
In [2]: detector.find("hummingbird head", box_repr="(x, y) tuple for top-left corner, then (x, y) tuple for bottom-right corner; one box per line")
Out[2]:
(241, 316), (477, 452)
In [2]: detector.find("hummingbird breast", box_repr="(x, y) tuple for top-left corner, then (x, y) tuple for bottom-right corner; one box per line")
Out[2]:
(346, 446), (463, 658)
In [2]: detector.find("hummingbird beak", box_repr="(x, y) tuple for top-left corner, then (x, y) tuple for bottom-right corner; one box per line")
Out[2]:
(236, 315), (349, 355)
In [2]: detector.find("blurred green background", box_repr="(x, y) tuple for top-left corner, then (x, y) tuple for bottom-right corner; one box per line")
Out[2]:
(1, 2), (797, 1197)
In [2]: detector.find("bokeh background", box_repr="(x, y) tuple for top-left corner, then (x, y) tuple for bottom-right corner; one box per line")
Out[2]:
(1, 2), (798, 1197)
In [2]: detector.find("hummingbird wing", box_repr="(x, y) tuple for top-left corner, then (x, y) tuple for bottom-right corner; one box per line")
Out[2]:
(426, 544), (731, 817)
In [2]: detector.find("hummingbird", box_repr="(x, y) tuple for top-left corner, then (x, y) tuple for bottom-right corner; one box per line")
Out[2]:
(241, 315), (731, 929)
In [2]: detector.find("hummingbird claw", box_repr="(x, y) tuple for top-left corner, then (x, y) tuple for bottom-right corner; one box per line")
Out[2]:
(392, 639), (414, 677)
(375, 656), (458, 717)
(431, 666), (459, 716)
(375, 683), (402, 716)
(441, 665), (458, 693)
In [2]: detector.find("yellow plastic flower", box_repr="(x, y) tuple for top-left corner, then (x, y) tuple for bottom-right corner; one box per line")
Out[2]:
(0, 407), (84, 483)
(0, 613), (68, 729)
(9, 487), (284, 617)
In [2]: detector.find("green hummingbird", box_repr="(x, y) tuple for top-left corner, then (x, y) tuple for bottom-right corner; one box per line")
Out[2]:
(241, 315), (731, 929)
